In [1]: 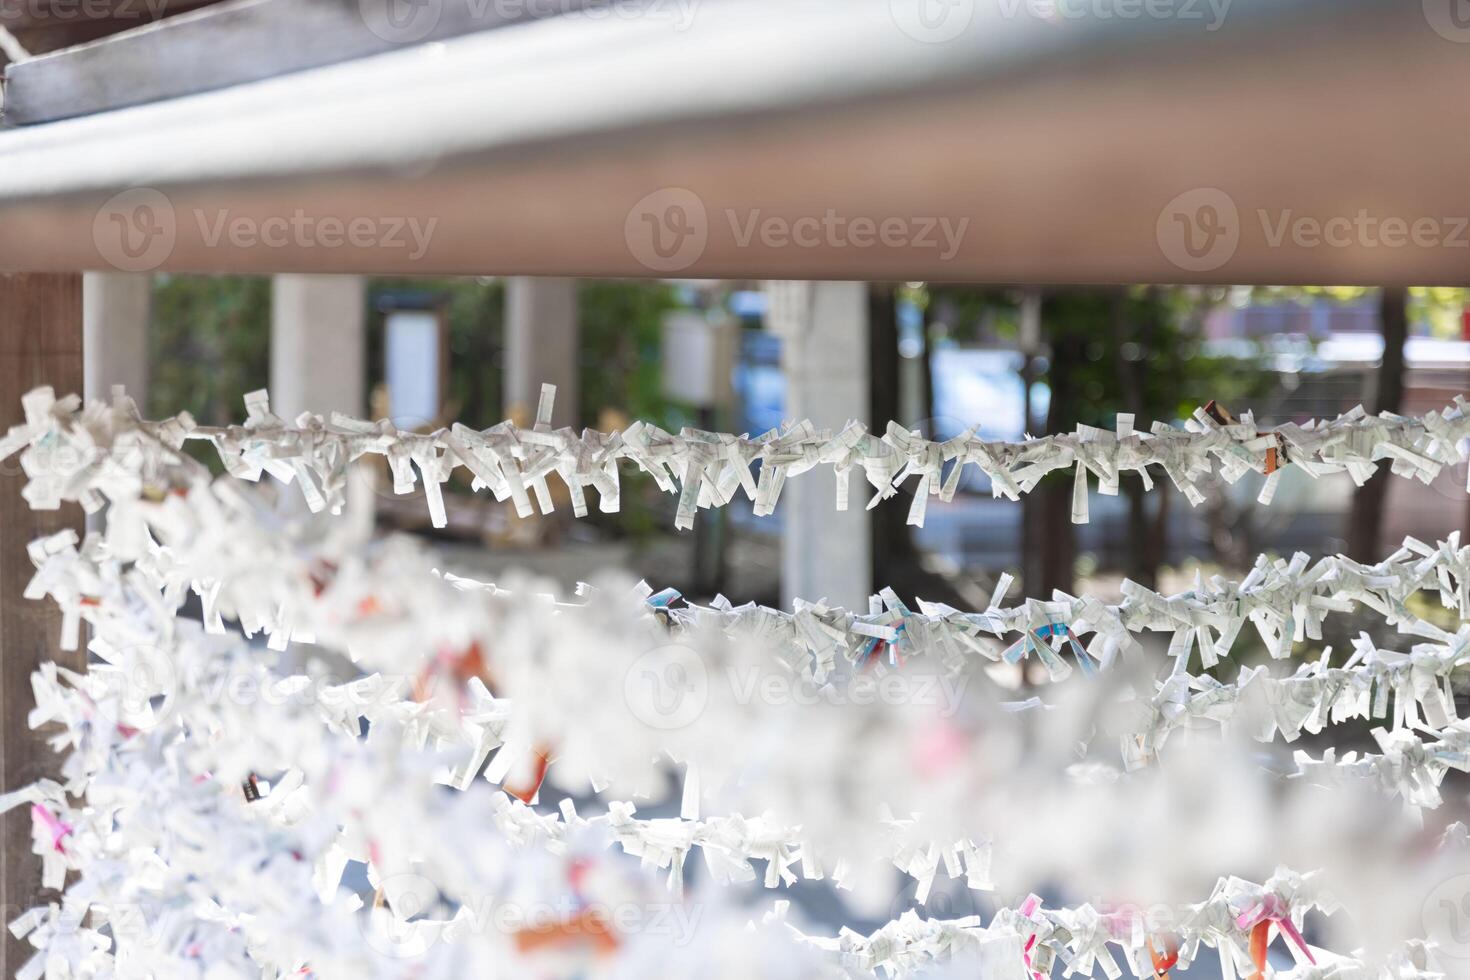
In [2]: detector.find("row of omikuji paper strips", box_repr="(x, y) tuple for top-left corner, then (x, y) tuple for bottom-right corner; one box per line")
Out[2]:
(3, 385), (1467, 530)
(1, 388), (1468, 978)
(6, 590), (1459, 980)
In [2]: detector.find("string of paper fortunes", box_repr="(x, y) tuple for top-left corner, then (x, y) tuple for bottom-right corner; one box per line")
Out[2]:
(2, 386), (1467, 979)
(5, 384), (1464, 531)
(773, 869), (1446, 980)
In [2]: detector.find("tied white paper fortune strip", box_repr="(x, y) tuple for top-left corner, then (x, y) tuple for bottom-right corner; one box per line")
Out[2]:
(3, 385), (1468, 531)
(1290, 721), (1470, 815)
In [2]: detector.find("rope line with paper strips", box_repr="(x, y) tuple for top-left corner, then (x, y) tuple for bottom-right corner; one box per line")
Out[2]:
(3, 385), (1467, 531)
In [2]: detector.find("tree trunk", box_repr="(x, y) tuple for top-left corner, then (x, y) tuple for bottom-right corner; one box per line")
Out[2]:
(868, 285), (970, 608)
(1346, 287), (1408, 562)
(869, 284), (916, 582)
(1149, 481), (1171, 576)
(1111, 288), (1159, 589)
(1123, 482), (1154, 588)
(1036, 476), (1076, 598)
(919, 293), (937, 433)
(1034, 311), (1086, 598)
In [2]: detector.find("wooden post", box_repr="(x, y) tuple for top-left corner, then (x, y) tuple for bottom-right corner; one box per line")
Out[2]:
(0, 274), (84, 976)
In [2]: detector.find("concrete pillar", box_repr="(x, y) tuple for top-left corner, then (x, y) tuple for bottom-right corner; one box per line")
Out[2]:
(82, 272), (151, 403)
(768, 281), (872, 608)
(270, 275), (371, 538)
(269, 274), (367, 419)
(505, 277), (578, 428)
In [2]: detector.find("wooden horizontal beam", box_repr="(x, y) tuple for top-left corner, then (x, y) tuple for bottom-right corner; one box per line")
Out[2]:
(0, 0), (1467, 285)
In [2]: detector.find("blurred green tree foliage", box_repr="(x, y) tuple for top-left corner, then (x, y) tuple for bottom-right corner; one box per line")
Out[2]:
(149, 274), (272, 426)
(576, 279), (683, 429)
